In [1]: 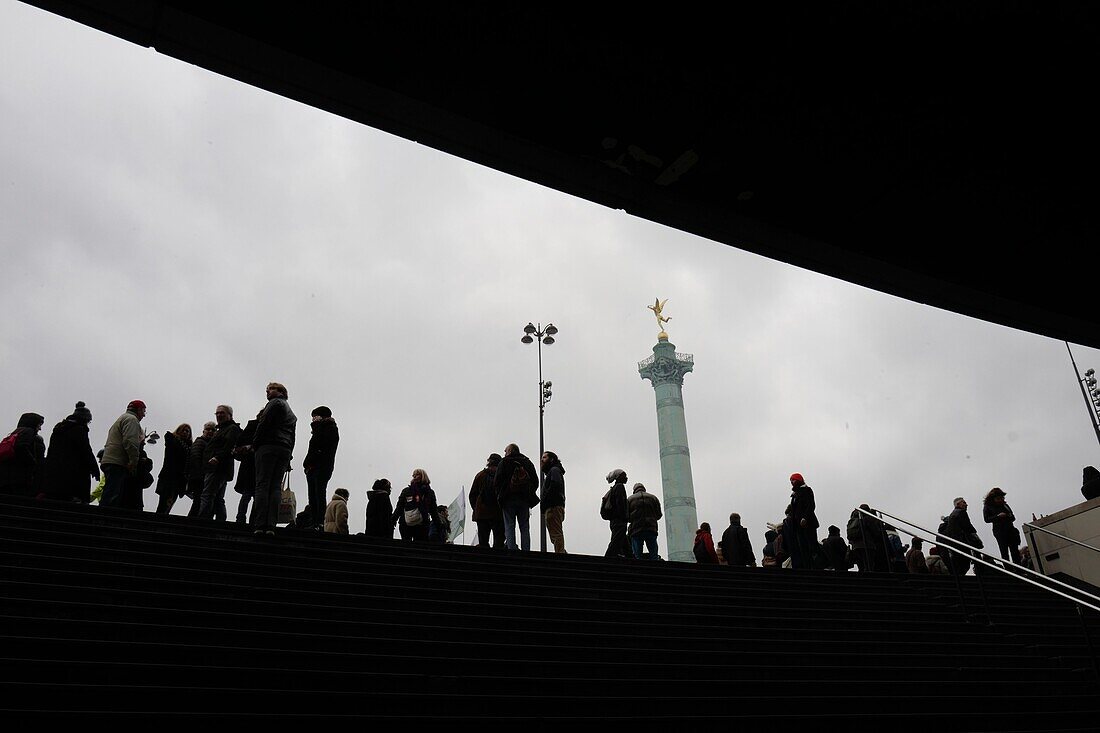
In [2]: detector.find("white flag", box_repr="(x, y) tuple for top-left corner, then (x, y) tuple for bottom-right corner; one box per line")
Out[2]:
(447, 488), (466, 542)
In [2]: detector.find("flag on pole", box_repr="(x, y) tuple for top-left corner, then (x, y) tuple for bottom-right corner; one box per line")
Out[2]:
(447, 487), (466, 543)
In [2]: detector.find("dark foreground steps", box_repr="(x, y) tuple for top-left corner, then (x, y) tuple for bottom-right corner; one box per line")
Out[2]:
(0, 495), (1098, 729)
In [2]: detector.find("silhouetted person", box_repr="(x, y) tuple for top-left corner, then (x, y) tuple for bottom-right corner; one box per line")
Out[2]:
(493, 443), (538, 551)
(393, 468), (436, 541)
(0, 412), (46, 497)
(541, 450), (566, 553)
(470, 454), (504, 548)
(186, 422), (214, 517)
(693, 521), (719, 563)
(122, 436), (156, 510)
(200, 405), (240, 521)
(983, 487), (1021, 565)
(154, 424), (192, 514)
(324, 487), (349, 534)
(906, 537), (930, 574)
(944, 497), (980, 575)
(1083, 466), (1100, 501)
(847, 505), (887, 572)
(762, 528), (785, 568)
(628, 483), (662, 560)
(821, 525), (849, 571)
(100, 401), (146, 507)
(249, 382), (297, 535)
(232, 416), (259, 524)
(719, 513), (756, 567)
(44, 402), (99, 503)
(603, 469), (631, 558)
(784, 473), (820, 569)
(365, 479), (394, 539)
(303, 406), (339, 531)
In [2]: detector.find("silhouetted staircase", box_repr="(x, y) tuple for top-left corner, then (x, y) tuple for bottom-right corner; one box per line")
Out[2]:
(0, 494), (1097, 728)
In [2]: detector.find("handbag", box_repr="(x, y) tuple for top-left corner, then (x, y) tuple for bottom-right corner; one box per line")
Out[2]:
(404, 507), (423, 526)
(965, 531), (984, 549)
(277, 471), (297, 524)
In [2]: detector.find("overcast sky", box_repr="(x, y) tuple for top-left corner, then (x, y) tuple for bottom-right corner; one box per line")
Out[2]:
(3, 1), (1100, 560)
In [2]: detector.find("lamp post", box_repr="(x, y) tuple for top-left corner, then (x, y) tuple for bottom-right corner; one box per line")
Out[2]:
(522, 322), (557, 552)
(1066, 342), (1100, 450)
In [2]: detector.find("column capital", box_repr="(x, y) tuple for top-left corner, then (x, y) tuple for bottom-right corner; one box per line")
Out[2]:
(638, 340), (694, 387)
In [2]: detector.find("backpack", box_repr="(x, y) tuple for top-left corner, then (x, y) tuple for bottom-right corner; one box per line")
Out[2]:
(0, 431), (18, 463)
(509, 462), (530, 493)
(846, 514), (863, 542)
(599, 488), (614, 520)
(693, 534), (710, 563)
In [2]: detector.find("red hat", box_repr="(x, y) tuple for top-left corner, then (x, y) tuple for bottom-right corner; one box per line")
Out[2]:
(127, 400), (147, 410)
(790, 473), (804, 484)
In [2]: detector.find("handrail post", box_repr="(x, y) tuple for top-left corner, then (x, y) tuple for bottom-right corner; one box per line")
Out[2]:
(945, 545), (971, 622)
(972, 564), (992, 626)
(1076, 604), (1100, 682)
(857, 510), (869, 572)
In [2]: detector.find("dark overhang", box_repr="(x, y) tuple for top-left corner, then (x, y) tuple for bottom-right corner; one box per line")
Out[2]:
(22, 2), (1100, 348)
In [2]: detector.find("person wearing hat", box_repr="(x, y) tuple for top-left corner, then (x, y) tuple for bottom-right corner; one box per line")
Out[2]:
(0, 412), (47, 497)
(469, 454), (505, 549)
(783, 472), (820, 569)
(983, 487), (1021, 565)
(100, 400), (146, 508)
(365, 478), (395, 539)
(603, 468), (631, 558)
(627, 482), (663, 560)
(43, 402), (100, 503)
(303, 406), (340, 531)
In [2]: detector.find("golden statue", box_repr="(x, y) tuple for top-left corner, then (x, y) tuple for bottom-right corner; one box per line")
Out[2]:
(648, 298), (671, 338)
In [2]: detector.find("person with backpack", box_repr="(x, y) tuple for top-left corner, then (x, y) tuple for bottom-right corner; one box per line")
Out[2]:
(43, 402), (99, 503)
(0, 412), (47, 497)
(392, 468), (437, 541)
(847, 504), (887, 572)
(602, 469), (631, 558)
(492, 443), (539, 551)
(627, 483), (662, 560)
(693, 522), (719, 564)
(469, 454), (504, 549)
(365, 478), (395, 539)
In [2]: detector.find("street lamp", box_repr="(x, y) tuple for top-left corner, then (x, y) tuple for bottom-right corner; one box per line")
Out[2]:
(1065, 342), (1100, 450)
(522, 321), (557, 552)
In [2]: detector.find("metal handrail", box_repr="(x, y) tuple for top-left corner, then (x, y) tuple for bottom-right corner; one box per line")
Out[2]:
(1024, 522), (1100, 555)
(859, 507), (1100, 614)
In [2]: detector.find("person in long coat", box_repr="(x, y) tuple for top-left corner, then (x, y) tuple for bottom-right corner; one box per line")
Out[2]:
(784, 473), (820, 569)
(232, 416), (259, 524)
(154, 424), (192, 514)
(469, 454), (504, 549)
(983, 487), (1021, 565)
(365, 478), (394, 539)
(44, 402), (100, 503)
(0, 413), (46, 497)
(186, 422), (215, 518)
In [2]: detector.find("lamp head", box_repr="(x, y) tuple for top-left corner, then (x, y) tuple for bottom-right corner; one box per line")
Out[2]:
(521, 334), (534, 344)
(524, 323), (537, 335)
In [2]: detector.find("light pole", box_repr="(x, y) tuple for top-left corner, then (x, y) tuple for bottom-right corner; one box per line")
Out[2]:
(522, 321), (557, 552)
(1066, 342), (1100, 450)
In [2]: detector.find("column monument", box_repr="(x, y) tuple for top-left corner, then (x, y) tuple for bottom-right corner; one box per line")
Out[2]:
(638, 299), (699, 562)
